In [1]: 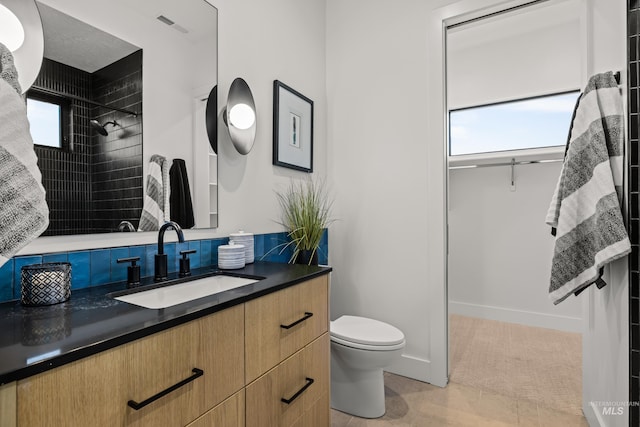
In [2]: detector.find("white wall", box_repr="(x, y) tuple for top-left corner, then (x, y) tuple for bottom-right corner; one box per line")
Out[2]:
(447, 0), (582, 109)
(582, 1), (629, 425)
(211, 0), (327, 237)
(20, 0), (327, 254)
(326, 0), (454, 384)
(448, 163), (583, 332)
(327, 0), (630, 408)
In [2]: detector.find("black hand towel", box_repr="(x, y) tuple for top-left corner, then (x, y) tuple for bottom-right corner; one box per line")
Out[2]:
(169, 159), (195, 229)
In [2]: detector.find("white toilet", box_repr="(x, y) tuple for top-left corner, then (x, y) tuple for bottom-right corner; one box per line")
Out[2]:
(330, 315), (406, 418)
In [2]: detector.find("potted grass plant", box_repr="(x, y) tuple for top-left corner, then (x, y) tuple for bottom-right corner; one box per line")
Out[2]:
(274, 178), (334, 265)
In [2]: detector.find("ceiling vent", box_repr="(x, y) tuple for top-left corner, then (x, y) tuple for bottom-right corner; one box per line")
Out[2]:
(156, 15), (188, 34)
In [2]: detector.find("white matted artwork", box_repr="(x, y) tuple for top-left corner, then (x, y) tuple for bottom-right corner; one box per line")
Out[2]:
(273, 80), (314, 172)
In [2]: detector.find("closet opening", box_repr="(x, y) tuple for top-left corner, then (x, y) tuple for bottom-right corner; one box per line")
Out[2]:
(445, 0), (585, 419)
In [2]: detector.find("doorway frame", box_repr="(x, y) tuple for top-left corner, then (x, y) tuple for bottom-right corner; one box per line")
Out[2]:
(426, 0), (589, 389)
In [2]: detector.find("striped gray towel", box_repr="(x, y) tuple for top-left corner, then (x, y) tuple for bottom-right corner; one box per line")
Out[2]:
(545, 72), (630, 305)
(0, 43), (21, 95)
(138, 155), (170, 231)
(0, 78), (49, 266)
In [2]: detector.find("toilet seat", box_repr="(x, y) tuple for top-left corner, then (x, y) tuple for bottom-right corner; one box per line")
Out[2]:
(330, 315), (405, 351)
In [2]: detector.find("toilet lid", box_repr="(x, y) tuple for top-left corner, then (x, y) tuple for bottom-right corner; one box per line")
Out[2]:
(330, 315), (405, 346)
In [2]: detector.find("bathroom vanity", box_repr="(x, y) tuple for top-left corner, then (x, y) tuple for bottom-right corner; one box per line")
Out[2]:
(0, 262), (330, 427)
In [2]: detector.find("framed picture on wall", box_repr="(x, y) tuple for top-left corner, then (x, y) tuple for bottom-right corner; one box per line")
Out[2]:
(273, 80), (314, 172)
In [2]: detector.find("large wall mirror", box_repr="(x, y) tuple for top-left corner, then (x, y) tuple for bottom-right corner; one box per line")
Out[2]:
(31, 0), (217, 236)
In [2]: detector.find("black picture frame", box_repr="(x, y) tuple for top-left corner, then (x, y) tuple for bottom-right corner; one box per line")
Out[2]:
(273, 80), (314, 172)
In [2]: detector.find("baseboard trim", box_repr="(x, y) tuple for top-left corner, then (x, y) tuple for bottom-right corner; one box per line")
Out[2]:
(385, 354), (444, 387)
(449, 301), (582, 333)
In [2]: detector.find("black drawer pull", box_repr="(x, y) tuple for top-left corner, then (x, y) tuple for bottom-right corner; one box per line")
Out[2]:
(127, 368), (204, 410)
(280, 312), (313, 330)
(281, 377), (314, 404)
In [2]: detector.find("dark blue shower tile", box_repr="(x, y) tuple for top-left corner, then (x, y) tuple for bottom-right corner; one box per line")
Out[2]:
(200, 239), (212, 267)
(633, 0), (640, 12)
(188, 241), (201, 269)
(632, 166), (639, 193)
(633, 298), (640, 324)
(68, 251), (90, 289)
(90, 249), (111, 286)
(0, 260), (14, 302)
(13, 256), (43, 299)
(43, 253), (68, 264)
(632, 11), (640, 38)
(110, 247), (130, 283)
(632, 245), (640, 272)
(633, 350), (640, 377)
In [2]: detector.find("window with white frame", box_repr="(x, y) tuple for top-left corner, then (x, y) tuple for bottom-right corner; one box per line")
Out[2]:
(448, 91), (580, 156)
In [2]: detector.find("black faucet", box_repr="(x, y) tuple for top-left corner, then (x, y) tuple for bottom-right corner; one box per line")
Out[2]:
(155, 221), (185, 282)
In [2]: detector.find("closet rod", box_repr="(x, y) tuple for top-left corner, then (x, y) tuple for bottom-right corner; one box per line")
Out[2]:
(449, 158), (563, 170)
(30, 87), (140, 117)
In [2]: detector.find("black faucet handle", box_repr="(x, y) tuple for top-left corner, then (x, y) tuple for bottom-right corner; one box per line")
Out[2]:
(117, 257), (141, 286)
(179, 250), (196, 277)
(117, 256), (140, 265)
(180, 249), (197, 258)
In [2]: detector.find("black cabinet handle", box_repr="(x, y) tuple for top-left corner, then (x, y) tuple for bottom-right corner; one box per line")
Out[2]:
(281, 377), (314, 404)
(280, 312), (313, 330)
(127, 368), (204, 410)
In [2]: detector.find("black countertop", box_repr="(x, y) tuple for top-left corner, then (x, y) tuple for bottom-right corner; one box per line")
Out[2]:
(0, 261), (331, 385)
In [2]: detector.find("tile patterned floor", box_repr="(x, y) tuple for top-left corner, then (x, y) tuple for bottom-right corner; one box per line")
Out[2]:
(330, 372), (588, 426)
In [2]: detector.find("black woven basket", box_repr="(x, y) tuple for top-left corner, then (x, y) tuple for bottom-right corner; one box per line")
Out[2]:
(21, 262), (71, 306)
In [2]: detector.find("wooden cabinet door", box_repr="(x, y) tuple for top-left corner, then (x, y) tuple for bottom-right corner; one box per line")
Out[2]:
(186, 390), (244, 427)
(245, 333), (329, 427)
(245, 276), (328, 383)
(17, 305), (244, 427)
(0, 382), (16, 427)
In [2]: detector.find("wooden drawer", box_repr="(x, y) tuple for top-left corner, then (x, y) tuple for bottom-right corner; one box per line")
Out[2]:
(186, 390), (244, 427)
(245, 333), (329, 427)
(291, 392), (329, 427)
(245, 276), (328, 382)
(16, 305), (244, 427)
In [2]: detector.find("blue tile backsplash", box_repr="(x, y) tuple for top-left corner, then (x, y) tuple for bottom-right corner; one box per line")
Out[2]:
(0, 230), (329, 303)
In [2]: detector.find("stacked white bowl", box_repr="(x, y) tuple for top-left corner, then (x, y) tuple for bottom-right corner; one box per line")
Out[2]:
(229, 230), (254, 264)
(218, 241), (246, 270)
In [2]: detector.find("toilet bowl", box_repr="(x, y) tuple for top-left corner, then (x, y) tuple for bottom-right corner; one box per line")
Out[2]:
(330, 315), (406, 418)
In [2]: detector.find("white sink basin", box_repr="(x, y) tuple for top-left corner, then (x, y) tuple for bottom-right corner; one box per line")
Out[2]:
(114, 275), (259, 309)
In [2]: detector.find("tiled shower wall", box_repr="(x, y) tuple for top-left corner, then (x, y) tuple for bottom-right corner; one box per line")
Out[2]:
(630, 1), (640, 425)
(32, 59), (92, 235)
(0, 231), (329, 303)
(30, 52), (143, 235)
(90, 51), (143, 233)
